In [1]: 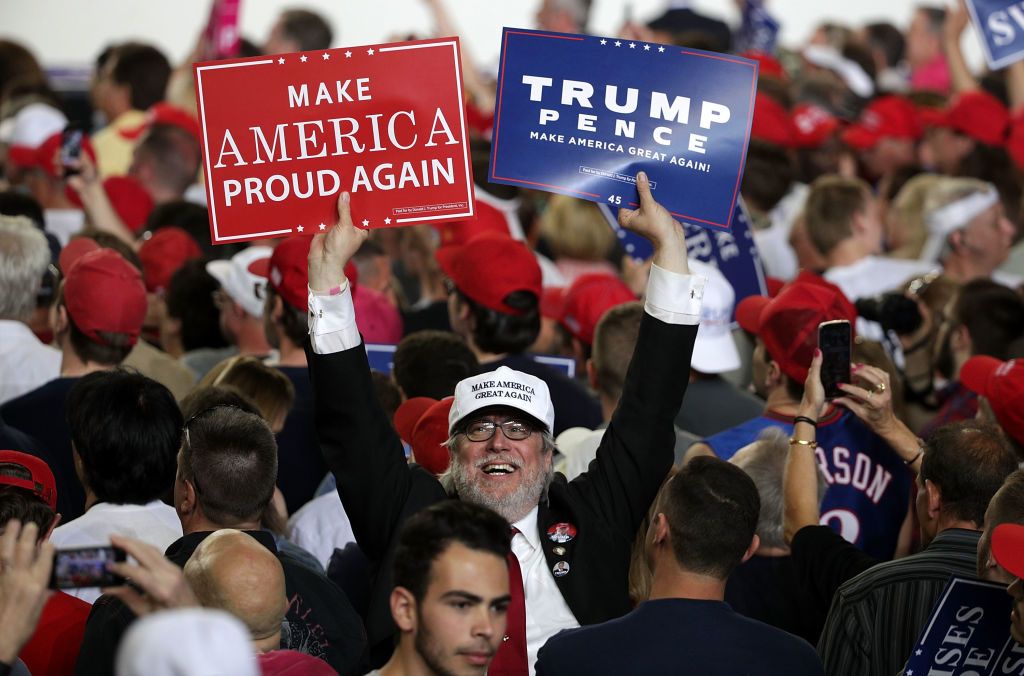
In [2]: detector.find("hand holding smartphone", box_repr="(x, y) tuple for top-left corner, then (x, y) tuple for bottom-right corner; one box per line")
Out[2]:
(818, 320), (851, 400)
(49, 545), (126, 589)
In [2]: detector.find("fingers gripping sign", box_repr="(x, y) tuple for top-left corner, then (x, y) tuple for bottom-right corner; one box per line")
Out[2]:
(616, 172), (689, 275)
(308, 191), (369, 293)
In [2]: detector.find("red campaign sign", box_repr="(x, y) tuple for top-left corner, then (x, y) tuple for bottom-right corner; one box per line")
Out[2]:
(194, 37), (475, 245)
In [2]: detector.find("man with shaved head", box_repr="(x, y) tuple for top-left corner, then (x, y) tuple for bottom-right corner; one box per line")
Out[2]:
(73, 406), (365, 675)
(184, 529), (289, 654)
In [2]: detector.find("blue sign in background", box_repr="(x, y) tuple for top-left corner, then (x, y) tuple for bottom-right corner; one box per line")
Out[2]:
(600, 198), (767, 322)
(904, 576), (1024, 675)
(966, 0), (1024, 69)
(489, 28), (758, 230)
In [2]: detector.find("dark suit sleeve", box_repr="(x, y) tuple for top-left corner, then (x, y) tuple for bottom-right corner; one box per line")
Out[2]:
(566, 314), (697, 540)
(306, 341), (444, 562)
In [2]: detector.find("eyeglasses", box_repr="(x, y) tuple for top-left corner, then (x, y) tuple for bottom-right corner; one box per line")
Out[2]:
(461, 419), (534, 442)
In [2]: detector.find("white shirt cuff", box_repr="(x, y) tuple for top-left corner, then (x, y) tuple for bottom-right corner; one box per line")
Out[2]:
(307, 282), (361, 354)
(644, 263), (705, 326)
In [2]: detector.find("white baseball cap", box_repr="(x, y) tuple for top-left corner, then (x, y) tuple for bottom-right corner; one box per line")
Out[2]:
(115, 608), (258, 676)
(689, 258), (741, 374)
(450, 366), (555, 434)
(207, 246), (272, 317)
(0, 102), (67, 147)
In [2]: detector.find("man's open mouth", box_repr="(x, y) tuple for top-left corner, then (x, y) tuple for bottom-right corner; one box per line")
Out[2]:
(481, 462), (518, 475)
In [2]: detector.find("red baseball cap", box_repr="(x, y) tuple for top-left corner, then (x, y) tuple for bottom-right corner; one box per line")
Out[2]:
(931, 91), (1009, 147)
(791, 103), (841, 148)
(540, 287), (567, 321)
(66, 176), (155, 233)
(841, 96), (921, 151)
(1007, 111), (1024, 171)
(961, 356), (1024, 448)
(752, 93), (796, 148)
(436, 231), (542, 315)
(559, 273), (637, 345)
(393, 397), (455, 476)
(58, 237), (101, 274)
(992, 523), (1024, 580)
(433, 200), (510, 248)
(0, 450), (57, 510)
(119, 103), (202, 144)
(63, 248), (148, 346)
(268, 236), (357, 312)
(743, 50), (787, 81)
(8, 130), (97, 177)
(139, 227), (202, 293)
(735, 271), (857, 383)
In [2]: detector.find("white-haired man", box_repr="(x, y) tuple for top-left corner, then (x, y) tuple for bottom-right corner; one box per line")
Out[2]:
(305, 174), (703, 674)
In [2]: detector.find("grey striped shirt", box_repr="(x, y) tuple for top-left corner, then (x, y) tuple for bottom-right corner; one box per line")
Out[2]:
(816, 528), (982, 676)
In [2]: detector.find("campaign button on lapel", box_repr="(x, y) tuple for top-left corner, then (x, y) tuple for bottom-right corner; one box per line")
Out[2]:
(552, 560), (570, 577)
(547, 522), (577, 543)
(552, 546), (566, 556)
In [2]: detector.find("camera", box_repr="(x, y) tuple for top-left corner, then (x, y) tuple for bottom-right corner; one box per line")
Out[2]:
(854, 292), (923, 336)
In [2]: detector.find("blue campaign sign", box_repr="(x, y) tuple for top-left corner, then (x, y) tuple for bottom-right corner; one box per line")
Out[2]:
(734, 0), (780, 55)
(489, 28), (758, 231)
(600, 198), (767, 321)
(966, 0), (1024, 69)
(903, 576), (1024, 675)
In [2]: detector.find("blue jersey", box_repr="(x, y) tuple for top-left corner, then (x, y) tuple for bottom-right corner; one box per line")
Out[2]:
(705, 408), (912, 561)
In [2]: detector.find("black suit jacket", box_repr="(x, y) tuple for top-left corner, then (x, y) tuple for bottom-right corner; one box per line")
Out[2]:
(307, 312), (697, 666)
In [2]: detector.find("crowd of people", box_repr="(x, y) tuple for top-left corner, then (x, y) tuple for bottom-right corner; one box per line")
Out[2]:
(3, 0), (1024, 674)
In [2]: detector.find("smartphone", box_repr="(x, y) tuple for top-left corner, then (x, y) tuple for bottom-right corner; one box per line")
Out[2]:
(818, 319), (851, 400)
(59, 126), (84, 177)
(50, 545), (126, 589)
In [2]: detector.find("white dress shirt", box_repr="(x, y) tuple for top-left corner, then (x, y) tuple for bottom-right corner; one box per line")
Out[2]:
(0, 320), (60, 406)
(286, 491), (357, 570)
(50, 500), (182, 604)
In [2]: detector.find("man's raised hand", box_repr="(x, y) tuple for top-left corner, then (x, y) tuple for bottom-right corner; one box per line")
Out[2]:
(616, 172), (689, 275)
(308, 191), (368, 293)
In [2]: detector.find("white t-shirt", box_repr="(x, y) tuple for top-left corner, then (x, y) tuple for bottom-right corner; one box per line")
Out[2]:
(0, 320), (60, 406)
(51, 500), (182, 604)
(286, 491), (356, 570)
(824, 256), (937, 302)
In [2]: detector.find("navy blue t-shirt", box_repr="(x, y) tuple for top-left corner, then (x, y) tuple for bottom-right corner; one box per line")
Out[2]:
(536, 598), (823, 676)
(704, 408), (913, 561)
(0, 377), (83, 520)
(274, 366), (328, 514)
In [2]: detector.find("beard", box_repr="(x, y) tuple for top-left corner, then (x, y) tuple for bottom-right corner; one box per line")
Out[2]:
(449, 452), (553, 523)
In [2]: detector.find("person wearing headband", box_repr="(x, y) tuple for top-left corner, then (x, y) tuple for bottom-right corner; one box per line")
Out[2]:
(920, 178), (1018, 287)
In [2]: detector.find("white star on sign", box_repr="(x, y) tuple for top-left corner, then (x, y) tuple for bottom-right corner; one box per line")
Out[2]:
(658, 46), (665, 52)
(362, 219), (369, 226)
(643, 44), (651, 51)
(345, 50), (352, 58)
(600, 39), (607, 45)
(629, 42), (636, 49)
(367, 48), (375, 55)
(296, 225), (304, 233)
(300, 54), (308, 62)
(322, 52), (330, 60)
(384, 217), (392, 225)
(277, 57), (285, 64)
(915, 650), (922, 656)
(614, 41), (622, 47)
(318, 223), (326, 231)
(907, 671), (913, 676)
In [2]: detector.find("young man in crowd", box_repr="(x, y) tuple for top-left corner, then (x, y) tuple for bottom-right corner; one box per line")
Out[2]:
(306, 176), (703, 671)
(534, 457), (823, 675)
(371, 500), (511, 676)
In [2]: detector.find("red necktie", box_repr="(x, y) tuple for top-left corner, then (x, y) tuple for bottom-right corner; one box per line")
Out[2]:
(489, 527), (528, 675)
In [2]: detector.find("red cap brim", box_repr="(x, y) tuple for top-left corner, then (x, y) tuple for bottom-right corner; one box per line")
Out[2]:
(961, 355), (1002, 397)
(735, 295), (771, 335)
(393, 397), (438, 443)
(993, 523), (1024, 580)
(840, 125), (879, 151)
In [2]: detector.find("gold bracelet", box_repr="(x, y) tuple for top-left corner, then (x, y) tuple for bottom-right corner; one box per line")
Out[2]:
(788, 438), (816, 447)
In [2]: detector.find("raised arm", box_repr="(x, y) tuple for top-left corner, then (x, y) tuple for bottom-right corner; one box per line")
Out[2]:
(567, 173), (702, 536)
(306, 194), (444, 560)
(783, 351), (828, 544)
(943, 0), (980, 94)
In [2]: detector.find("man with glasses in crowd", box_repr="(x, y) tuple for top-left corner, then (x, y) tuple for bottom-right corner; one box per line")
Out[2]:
(305, 176), (704, 673)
